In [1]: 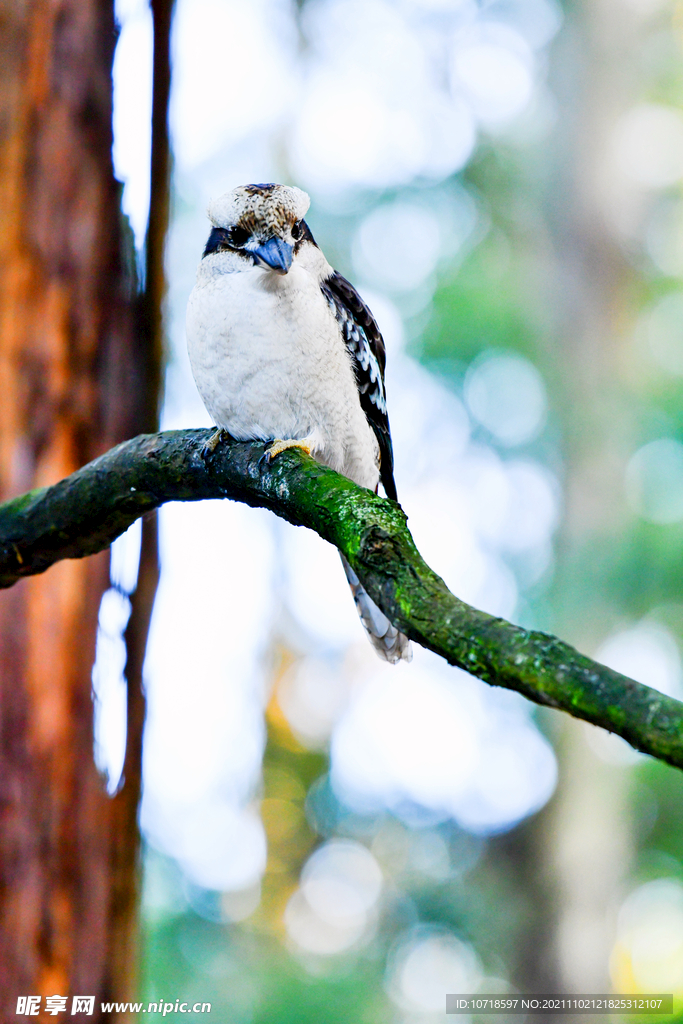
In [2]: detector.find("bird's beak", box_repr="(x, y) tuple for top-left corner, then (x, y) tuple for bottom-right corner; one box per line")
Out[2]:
(252, 236), (293, 273)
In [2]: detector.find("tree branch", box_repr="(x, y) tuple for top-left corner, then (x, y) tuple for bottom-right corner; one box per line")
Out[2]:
(1, 427), (681, 771)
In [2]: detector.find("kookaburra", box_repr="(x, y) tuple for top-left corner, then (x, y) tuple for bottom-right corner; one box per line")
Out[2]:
(186, 182), (411, 664)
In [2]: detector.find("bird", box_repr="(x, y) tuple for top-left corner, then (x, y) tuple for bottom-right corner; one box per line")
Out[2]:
(186, 182), (411, 664)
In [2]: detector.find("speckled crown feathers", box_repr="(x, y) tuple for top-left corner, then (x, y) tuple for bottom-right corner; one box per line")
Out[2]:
(207, 183), (310, 236)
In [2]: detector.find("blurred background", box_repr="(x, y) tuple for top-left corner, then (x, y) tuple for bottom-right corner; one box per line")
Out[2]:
(100, 0), (683, 1015)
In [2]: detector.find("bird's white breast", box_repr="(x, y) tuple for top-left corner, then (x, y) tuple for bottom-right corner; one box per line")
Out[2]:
(186, 259), (380, 490)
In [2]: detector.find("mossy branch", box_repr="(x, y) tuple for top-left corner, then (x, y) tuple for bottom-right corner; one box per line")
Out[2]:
(1, 427), (681, 770)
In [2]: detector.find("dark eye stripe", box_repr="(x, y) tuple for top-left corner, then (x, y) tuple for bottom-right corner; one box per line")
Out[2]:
(293, 219), (318, 253)
(202, 225), (251, 257)
(203, 227), (229, 257)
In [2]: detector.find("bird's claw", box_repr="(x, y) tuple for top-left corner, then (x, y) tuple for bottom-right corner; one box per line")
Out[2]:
(201, 428), (228, 460)
(259, 438), (314, 466)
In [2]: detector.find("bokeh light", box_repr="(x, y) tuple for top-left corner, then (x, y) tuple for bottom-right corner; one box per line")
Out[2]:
(625, 439), (683, 524)
(285, 840), (383, 955)
(611, 879), (683, 993)
(464, 350), (548, 447)
(450, 22), (534, 126)
(611, 104), (683, 190)
(331, 654), (557, 833)
(596, 620), (683, 699)
(386, 926), (482, 1012)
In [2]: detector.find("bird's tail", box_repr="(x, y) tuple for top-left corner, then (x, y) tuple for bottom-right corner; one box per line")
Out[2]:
(340, 554), (412, 664)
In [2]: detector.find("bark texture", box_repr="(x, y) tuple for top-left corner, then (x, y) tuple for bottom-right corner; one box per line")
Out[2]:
(0, 0), (167, 1015)
(1, 428), (682, 773)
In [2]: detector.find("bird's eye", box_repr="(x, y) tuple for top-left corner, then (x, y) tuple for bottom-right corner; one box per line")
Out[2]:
(229, 225), (250, 247)
(291, 221), (302, 240)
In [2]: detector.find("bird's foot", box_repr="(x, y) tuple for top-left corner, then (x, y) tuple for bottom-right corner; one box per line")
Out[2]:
(260, 437), (314, 466)
(201, 427), (228, 460)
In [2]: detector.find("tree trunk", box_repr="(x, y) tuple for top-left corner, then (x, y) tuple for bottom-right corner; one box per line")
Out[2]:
(0, 0), (167, 1014)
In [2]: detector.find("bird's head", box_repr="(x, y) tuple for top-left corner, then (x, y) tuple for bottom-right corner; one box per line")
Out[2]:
(203, 183), (313, 274)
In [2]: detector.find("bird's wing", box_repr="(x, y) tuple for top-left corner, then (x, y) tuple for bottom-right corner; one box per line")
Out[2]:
(320, 270), (398, 502)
